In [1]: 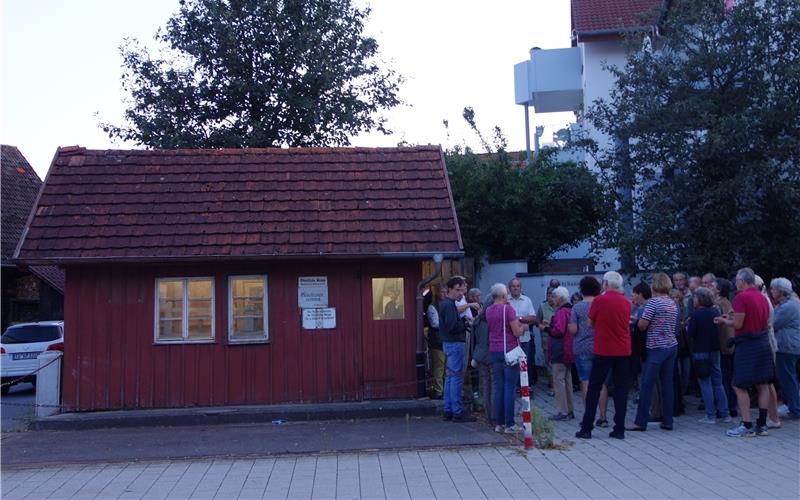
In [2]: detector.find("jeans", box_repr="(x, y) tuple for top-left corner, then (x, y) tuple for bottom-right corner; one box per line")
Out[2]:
(575, 354), (593, 382)
(579, 355), (631, 435)
(776, 352), (800, 416)
(491, 352), (518, 427)
(443, 342), (465, 416)
(694, 351), (728, 419)
(635, 346), (677, 428)
(720, 353), (736, 413)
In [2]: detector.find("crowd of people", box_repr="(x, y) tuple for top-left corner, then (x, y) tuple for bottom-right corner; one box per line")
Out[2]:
(425, 267), (800, 440)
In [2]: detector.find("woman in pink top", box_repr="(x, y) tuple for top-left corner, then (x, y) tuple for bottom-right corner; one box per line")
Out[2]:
(484, 283), (524, 433)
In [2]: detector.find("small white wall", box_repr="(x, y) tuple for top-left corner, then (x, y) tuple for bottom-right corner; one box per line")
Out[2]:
(475, 259), (528, 295)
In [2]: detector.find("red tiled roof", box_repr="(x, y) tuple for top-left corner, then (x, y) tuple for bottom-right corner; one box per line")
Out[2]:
(16, 146), (463, 263)
(2, 145), (44, 265)
(29, 265), (65, 293)
(572, 0), (664, 35)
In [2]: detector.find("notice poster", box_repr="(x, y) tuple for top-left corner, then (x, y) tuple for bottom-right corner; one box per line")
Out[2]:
(302, 308), (336, 330)
(298, 276), (328, 309)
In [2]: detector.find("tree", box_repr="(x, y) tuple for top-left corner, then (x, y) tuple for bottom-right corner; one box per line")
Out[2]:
(102, 0), (401, 148)
(582, 0), (800, 282)
(445, 110), (609, 269)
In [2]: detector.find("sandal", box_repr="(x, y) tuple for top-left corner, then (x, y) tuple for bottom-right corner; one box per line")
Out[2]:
(595, 419), (608, 428)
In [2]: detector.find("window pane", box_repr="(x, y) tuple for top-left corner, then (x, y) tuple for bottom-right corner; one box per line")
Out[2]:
(230, 277), (267, 339)
(159, 280), (183, 300)
(372, 278), (405, 320)
(232, 279), (263, 298)
(233, 298), (263, 317)
(189, 299), (212, 319)
(188, 279), (212, 299)
(188, 318), (212, 339)
(159, 319), (183, 339)
(233, 317), (264, 336)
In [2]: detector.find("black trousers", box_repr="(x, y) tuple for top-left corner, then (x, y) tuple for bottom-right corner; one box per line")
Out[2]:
(580, 354), (631, 434)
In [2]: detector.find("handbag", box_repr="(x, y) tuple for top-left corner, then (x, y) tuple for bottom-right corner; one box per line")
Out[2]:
(693, 356), (713, 379)
(503, 305), (526, 365)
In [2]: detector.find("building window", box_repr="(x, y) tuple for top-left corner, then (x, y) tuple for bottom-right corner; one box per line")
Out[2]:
(155, 278), (214, 342)
(372, 277), (405, 320)
(229, 276), (268, 343)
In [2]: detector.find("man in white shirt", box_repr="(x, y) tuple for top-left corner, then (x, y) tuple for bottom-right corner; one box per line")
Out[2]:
(508, 278), (538, 374)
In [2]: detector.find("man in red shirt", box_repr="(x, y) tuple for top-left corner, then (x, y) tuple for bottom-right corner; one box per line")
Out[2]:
(715, 267), (774, 437)
(576, 271), (632, 440)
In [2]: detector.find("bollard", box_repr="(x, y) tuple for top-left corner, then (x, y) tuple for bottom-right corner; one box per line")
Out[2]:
(35, 351), (63, 418)
(518, 356), (534, 449)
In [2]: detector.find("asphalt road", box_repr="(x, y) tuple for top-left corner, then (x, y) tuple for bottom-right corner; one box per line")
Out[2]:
(1, 416), (509, 467)
(1, 382), (36, 432)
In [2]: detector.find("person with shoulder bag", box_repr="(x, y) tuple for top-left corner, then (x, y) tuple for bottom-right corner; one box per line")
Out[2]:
(688, 287), (730, 424)
(484, 283), (525, 433)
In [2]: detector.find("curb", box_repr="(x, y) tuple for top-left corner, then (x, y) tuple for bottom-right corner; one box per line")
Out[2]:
(30, 399), (442, 431)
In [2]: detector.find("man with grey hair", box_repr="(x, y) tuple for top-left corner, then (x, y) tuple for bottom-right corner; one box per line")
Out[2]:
(715, 267), (774, 436)
(507, 278), (537, 383)
(770, 277), (800, 420)
(576, 271), (632, 439)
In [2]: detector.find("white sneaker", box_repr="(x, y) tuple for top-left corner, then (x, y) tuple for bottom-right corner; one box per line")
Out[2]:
(721, 415), (732, 423)
(767, 418), (782, 429)
(778, 404), (790, 418)
(494, 425), (505, 433)
(726, 423), (755, 437)
(698, 416), (716, 424)
(504, 424), (523, 434)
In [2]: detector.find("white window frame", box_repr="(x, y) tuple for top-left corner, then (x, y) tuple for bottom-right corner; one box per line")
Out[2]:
(154, 277), (215, 344)
(228, 275), (269, 344)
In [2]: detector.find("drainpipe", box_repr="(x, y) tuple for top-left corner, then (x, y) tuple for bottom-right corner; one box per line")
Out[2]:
(416, 253), (444, 397)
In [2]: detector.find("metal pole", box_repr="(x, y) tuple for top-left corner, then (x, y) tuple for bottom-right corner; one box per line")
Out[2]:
(524, 104), (531, 165)
(519, 356), (533, 449)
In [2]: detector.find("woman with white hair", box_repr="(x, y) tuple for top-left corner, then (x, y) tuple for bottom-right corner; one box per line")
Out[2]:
(544, 286), (575, 420)
(770, 277), (800, 420)
(485, 283), (525, 433)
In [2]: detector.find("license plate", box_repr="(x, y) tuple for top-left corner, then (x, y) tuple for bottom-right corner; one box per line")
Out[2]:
(12, 352), (41, 360)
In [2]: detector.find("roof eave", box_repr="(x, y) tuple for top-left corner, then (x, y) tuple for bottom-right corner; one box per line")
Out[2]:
(15, 250), (466, 266)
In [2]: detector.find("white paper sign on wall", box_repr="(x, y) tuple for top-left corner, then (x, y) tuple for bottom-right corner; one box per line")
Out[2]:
(298, 276), (328, 308)
(302, 308), (336, 330)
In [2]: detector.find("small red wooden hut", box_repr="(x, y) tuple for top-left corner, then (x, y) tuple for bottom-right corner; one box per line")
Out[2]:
(16, 146), (462, 411)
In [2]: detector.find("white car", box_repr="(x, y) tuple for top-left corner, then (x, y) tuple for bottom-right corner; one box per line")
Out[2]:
(0, 321), (64, 395)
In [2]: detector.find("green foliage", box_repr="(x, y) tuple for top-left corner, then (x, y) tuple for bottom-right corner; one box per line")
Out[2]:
(102, 0), (401, 148)
(446, 146), (608, 270)
(530, 405), (555, 449)
(582, 0), (800, 282)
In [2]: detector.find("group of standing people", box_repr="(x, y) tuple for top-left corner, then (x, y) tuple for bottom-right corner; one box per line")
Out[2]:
(427, 267), (800, 441)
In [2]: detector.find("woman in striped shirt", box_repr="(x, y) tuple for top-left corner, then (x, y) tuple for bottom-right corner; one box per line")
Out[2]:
(628, 272), (679, 431)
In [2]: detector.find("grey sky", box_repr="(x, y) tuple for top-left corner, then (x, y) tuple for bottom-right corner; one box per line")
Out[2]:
(2, 0), (573, 177)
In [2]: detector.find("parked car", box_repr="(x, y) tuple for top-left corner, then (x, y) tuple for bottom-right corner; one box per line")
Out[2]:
(0, 321), (64, 395)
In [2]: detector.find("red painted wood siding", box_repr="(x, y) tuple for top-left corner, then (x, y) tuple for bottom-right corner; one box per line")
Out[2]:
(62, 260), (420, 411)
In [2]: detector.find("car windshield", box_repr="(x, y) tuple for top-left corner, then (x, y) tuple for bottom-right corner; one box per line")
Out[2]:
(1, 325), (61, 344)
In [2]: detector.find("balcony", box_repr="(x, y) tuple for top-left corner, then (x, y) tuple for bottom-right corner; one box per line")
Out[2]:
(514, 47), (583, 113)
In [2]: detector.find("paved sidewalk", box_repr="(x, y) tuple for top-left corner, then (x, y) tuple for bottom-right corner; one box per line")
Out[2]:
(2, 389), (799, 499)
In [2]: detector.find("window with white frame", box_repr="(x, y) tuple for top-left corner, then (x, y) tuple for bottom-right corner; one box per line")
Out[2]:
(228, 275), (268, 342)
(156, 278), (214, 342)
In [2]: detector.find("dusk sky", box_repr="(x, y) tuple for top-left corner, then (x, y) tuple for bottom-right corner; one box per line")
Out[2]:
(2, 1), (574, 177)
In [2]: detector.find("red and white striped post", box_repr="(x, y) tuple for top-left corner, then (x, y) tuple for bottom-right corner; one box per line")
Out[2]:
(518, 356), (534, 449)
